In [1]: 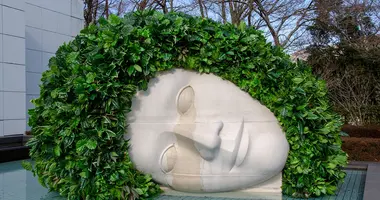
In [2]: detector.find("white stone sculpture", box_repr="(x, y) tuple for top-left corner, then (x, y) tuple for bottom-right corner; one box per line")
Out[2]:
(126, 69), (289, 193)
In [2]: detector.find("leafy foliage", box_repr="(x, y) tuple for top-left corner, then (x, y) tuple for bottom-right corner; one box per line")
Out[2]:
(25, 11), (347, 199)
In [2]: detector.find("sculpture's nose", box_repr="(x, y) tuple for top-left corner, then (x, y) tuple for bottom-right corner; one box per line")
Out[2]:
(193, 119), (245, 172)
(193, 121), (223, 161)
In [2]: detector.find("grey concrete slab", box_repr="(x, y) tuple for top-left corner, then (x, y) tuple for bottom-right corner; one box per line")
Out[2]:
(3, 92), (26, 120)
(363, 163), (380, 200)
(367, 164), (380, 173)
(71, 0), (84, 19)
(26, 26), (43, 51)
(0, 160), (368, 200)
(3, 6), (25, 37)
(26, 49), (43, 73)
(26, 72), (41, 95)
(0, 5), (3, 34)
(3, 120), (26, 136)
(0, 91), (3, 120)
(0, 64), (3, 91)
(2, 0), (25, 11)
(3, 35), (25, 65)
(0, 121), (3, 137)
(365, 173), (380, 182)
(25, 3), (42, 29)
(2, 63), (26, 92)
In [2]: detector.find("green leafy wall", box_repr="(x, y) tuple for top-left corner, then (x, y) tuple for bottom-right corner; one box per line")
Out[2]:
(25, 11), (347, 199)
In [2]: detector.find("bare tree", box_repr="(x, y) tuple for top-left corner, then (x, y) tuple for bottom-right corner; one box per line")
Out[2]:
(200, 0), (314, 49)
(250, 0), (314, 48)
(83, 0), (165, 25)
(198, 0), (206, 17)
(84, 0), (127, 26)
(84, 0), (99, 26)
(83, 0), (315, 51)
(330, 68), (377, 125)
(219, 0), (227, 23)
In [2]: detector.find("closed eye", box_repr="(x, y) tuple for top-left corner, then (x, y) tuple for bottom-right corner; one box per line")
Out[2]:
(176, 85), (195, 115)
(160, 144), (177, 173)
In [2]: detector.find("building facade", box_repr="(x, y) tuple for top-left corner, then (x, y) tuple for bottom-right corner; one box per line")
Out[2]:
(0, 0), (84, 137)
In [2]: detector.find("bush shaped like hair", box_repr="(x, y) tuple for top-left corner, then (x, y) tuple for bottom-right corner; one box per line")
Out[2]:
(25, 11), (347, 199)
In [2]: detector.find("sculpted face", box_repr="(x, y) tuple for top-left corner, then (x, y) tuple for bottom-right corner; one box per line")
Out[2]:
(126, 69), (289, 192)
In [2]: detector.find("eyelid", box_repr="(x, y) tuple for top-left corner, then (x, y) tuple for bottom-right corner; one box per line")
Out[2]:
(176, 85), (195, 115)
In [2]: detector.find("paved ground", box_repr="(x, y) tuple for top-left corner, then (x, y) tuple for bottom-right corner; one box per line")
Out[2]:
(363, 164), (380, 200)
(155, 170), (366, 200)
(0, 160), (368, 200)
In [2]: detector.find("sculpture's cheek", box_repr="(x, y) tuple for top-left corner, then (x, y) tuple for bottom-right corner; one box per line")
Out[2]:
(196, 131), (289, 192)
(239, 131), (289, 174)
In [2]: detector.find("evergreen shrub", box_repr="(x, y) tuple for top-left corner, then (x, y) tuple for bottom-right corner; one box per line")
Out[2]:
(24, 11), (347, 199)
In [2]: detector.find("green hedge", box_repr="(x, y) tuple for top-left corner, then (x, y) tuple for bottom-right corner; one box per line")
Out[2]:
(24, 11), (347, 199)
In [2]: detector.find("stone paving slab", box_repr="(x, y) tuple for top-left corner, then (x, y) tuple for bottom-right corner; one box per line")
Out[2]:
(363, 163), (380, 200)
(0, 161), (369, 200)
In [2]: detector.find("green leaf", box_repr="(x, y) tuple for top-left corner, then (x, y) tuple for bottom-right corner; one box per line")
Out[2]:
(54, 146), (61, 156)
(105, 129), (116, 138)
(162, 19), (170, 25)
(79, 172), (87, 178)
(86, 72), (96, 83)
(133, 64), (142, 72)
(296, 166), (303, 173)
(127, 66), (135, 75)
(66, 52), (79, 64)
(326, 185), (337, 194)
(134, 188), (144, 195)
(92, 54), (104, 61)
(307, 112), (318, 120)
(238, 21), (246, 31)
(315, 189), (321, 196)
(174, 17), (183, 26)
(76, 139), (87, 153)
(21, 161), (33, 171)
(162, 53), (172, 61)
(110, 173), (118, 182)
(86, 140), (97, 150)
(109, 14), (121, 26)
(98, 17), (108, 25)
(292, 77), (304, 84)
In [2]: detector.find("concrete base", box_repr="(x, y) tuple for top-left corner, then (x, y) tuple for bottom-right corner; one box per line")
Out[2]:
(160, 174), (283, 199)
(363, 163), (380, 200)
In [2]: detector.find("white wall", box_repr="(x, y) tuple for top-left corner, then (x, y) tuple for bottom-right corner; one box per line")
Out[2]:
(0, 0), (26, 137)
(0, 0), (84, 136)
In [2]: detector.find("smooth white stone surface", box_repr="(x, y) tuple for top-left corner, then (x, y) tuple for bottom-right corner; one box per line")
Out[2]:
(126, 69), (289, 193)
